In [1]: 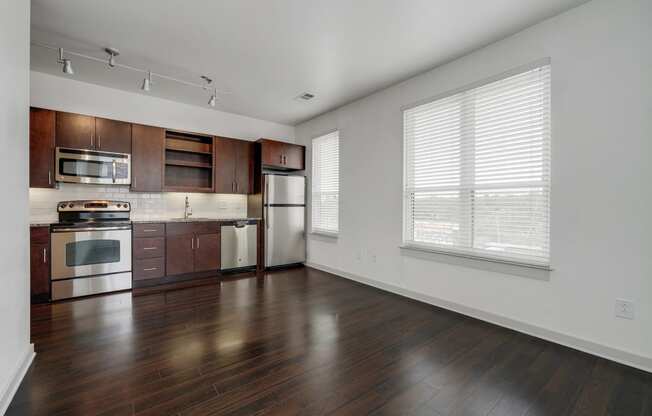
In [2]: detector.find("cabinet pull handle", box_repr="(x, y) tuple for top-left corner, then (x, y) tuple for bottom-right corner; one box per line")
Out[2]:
(280, 154), (283, 164)
(43, 248), (47, 263)
(98, 135), (101, 149)
(235, 182), (238, 192)
(143, 247), (157, 250)
(196, 236), (200, 249)
(191, 238), (194, 250)
(283, 155), (286, 164)
(143, 267), (158, 271)
(91, 132), (94, 148)
(143, 229), (157, 232)
(112, 160), (117, 183)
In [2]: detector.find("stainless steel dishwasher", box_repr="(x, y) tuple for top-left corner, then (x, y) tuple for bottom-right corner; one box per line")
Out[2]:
(221, 221), (258, 270)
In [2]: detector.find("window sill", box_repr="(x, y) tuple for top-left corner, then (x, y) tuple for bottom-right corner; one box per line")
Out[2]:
(399, 244), (552, 280)
(310, 231), (339, 239)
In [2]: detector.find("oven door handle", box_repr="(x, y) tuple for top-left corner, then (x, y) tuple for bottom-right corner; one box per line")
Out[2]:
(52, 226), (132, 232)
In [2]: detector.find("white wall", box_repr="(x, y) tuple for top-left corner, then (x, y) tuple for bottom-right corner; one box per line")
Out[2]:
(0, 0), (33, 413)
(30, 71), (295, 142)
(296, 0), (652, 370)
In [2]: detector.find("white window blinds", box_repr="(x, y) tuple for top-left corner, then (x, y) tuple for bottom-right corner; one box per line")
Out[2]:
(403, 63), (551, 266)
(311, 131), (340, 235)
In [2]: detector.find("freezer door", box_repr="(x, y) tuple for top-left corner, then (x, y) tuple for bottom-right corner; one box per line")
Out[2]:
(265, 206), (306, 267)
(265, 175), (305, 205)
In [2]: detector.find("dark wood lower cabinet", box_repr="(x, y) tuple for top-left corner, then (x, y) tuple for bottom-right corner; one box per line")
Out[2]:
(165, 233), (195, 275)
(30, 227), (50, 303)
(194, 233), (220, 272)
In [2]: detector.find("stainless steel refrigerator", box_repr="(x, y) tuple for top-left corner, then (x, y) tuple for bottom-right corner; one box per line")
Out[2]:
(264, 174), (306, 267)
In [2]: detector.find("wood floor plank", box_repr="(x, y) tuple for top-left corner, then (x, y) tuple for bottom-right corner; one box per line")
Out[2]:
(6, 266), (652, 416)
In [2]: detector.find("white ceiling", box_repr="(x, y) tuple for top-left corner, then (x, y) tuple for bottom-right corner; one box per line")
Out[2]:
(31, 0), (587, 125)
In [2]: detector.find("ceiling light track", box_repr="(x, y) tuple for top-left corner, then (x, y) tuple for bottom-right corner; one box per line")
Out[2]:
(32, 41), (227, 106)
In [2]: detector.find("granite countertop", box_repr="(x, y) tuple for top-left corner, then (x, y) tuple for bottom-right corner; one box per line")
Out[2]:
(30, 222), (56, 227)
(30, 217), (261, 227)
(131, 217), (260, 223)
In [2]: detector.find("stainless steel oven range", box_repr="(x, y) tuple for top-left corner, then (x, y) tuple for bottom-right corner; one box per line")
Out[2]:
(50, 200), (132, 300)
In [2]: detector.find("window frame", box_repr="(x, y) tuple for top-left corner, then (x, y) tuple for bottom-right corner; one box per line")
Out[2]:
(401, 59), (552, 270)
(310, 129), (340, 237)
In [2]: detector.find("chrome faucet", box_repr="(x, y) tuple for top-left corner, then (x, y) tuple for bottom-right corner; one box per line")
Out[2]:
(184, 196), (193, 219)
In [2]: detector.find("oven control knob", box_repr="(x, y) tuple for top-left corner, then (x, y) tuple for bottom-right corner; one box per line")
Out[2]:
(60, 204), (66, 209)
(124, 203), (129, 209)
(69, 203), (74, 208)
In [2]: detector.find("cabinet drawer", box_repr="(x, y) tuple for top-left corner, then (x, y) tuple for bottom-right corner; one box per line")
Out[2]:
(133, 258), (165, 280)
(133, 223), (165, 237)
(30, 226), (49, 244)
(166, 221), (220, 236)
(133, 237), (165, 259)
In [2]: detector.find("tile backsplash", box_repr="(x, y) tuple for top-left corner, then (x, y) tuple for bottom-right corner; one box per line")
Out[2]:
(29, 183), (248, 223)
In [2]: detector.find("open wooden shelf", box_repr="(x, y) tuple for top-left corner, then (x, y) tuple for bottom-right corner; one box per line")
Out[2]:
(164, 130), (214, 191)
(163, 185), (215, 193)
(165, 160), (212, 169)
(165, 138), (212, 154)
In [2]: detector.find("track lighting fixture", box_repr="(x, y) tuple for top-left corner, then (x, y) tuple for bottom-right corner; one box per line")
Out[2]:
(104, 47), (120, 68)
(141, 70), (152, 91)
(58, 48), (74, 75)
(37, 42), (228, 106)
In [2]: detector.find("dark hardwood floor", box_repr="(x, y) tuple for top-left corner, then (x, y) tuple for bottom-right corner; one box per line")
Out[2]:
(7, 266), (652, 415)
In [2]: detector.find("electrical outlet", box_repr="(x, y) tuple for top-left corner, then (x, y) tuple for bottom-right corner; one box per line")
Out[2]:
(370, 252), (377, 263)
(615, 299), (635, 320)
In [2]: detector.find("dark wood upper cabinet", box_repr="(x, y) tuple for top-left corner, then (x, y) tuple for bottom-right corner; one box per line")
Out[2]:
(56, 112), (95, 150)
(194, 232), (221, 272)
(29, 108), (56, 188)
(30, 227), (50, 303)
(283, 142), (305, 170)
(259, 139), (305, 170)
(56, 112), (132, 153)
(214, 137), (253, 194)
(132, 124), (164, 192)
(165, 233), (195, 276)
(95, 117), (132, 153)
(214, 137), (237, 193)
(260, 139), (286, 167)
(234, 140), (254, 194)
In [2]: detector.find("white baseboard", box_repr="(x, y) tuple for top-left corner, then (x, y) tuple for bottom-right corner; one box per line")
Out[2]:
(306, 262), (652, 373)
(0, 344), (35, 416)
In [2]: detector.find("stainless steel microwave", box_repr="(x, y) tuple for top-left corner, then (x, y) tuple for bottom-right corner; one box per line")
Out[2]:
(56, 147), (131, 185)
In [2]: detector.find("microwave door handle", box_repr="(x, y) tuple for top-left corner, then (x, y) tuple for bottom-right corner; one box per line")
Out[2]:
(112, 160), (117, 183)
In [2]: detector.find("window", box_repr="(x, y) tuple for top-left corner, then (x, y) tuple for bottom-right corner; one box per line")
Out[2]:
(311, 131), (340, 235)
(403, 63), (551, 267)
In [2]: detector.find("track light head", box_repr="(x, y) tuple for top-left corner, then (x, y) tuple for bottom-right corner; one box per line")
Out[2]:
(141, 70), (152, 91)
(58, 48), (74, 75)
(63, 59), (74, 75)
(104, 47), (120, 68)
